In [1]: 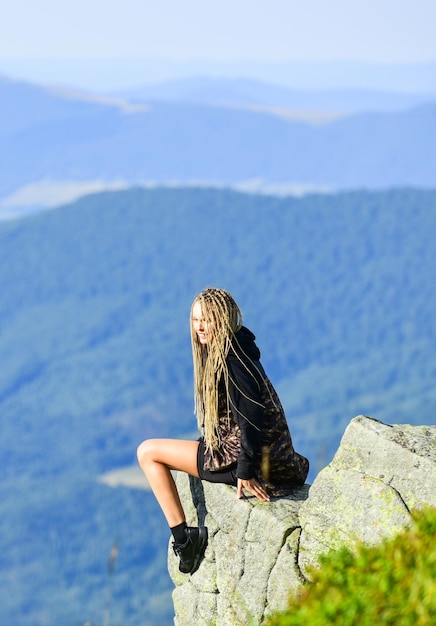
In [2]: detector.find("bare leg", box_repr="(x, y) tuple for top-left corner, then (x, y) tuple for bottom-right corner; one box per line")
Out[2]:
(137, 439), (200, 527)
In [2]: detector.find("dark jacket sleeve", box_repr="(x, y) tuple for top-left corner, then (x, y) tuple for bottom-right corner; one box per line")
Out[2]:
(226, 354), (265, 480)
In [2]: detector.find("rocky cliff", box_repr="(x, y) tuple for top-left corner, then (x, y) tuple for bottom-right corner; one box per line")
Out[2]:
(168, 415), (436, 625)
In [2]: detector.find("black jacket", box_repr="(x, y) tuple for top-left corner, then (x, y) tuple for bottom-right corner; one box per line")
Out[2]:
(224, 327), (309, 493)
(226, 326), (267, 479)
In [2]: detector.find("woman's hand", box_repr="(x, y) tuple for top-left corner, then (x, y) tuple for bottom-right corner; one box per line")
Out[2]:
(237, 478), (270, 502)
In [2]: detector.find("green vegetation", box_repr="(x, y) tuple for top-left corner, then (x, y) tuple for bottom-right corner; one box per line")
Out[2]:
(265, 507), (436, 626)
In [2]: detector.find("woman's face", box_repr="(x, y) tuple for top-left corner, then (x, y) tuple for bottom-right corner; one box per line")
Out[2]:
(192, 300), (212, 344)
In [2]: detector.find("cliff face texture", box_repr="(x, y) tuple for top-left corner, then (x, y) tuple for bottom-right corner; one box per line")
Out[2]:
(168, 416), (436, 626)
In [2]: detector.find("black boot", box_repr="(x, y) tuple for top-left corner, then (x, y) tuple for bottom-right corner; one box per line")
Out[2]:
(172, 526), (208, 574)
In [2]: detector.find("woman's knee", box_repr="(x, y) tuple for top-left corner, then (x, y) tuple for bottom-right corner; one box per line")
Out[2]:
(137, 438), (158, 468)
(137, 438), (199, 476)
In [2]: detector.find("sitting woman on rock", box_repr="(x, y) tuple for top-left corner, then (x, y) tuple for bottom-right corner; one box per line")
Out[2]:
(137, 287), (309, 575)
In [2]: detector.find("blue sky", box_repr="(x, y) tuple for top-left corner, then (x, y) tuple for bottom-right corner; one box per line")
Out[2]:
(1, 1), (436, 91)
(1, 0), (435, 62)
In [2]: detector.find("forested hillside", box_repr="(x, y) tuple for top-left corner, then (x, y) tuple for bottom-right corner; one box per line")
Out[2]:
(1, 187), (435, 625)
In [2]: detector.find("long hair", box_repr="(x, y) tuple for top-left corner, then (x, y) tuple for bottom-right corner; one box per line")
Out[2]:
(190, 287), (243, 449)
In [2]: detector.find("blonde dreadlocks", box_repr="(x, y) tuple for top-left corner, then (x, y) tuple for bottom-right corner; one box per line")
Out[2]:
(190, 287), (243, 449)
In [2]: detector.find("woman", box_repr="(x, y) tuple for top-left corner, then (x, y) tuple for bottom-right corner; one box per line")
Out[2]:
(137, 288), (309, 575)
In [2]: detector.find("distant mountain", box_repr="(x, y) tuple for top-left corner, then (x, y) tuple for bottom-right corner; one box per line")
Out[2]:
(0, 74), (146, 137)
(118, 76), (436, 114)
(1, 186), (435, 625)
(1, 76), (435, 214)
(2, 58), (436, 92)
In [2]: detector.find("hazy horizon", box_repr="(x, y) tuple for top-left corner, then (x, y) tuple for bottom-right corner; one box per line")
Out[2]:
(1, 1), (436, 92)
(2, 58), (436, 95)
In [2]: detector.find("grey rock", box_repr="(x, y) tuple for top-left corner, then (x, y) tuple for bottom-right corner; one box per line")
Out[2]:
(170, 416), (436, 625)
(298, 415), (436, 579)
(170, 475), (308, 626)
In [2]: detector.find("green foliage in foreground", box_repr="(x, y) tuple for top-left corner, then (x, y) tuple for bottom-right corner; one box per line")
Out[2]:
(266, 507), (436, 626)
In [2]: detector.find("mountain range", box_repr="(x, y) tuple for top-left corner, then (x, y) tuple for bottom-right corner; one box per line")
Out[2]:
(1, 74), (435, 217)
(3, 58), (436, 92)
(118, 76), (436, 113)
